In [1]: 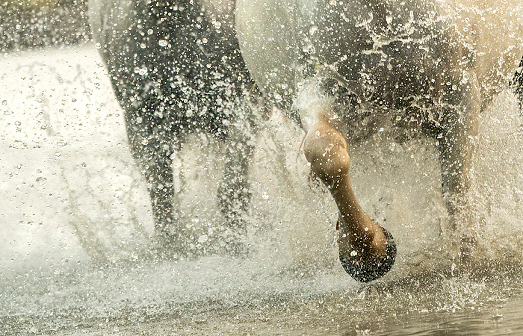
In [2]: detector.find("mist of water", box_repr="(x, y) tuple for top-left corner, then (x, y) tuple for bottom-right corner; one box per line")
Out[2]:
(2, 44), (523, 334)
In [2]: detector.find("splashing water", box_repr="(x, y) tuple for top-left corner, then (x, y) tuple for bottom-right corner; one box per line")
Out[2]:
(2, 45), (523, 335)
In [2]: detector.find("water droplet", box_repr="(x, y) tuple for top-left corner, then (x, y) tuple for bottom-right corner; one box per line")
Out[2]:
(134, 66), (148, 76)
(36, 177), (47, 186)
(159, 40), (168, 47)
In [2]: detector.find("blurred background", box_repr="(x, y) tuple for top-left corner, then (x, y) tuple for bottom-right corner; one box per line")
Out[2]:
(0, 0), (89, 51)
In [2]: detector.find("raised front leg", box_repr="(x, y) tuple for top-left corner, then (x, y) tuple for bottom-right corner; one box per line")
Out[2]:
(302, 117), (396, 282)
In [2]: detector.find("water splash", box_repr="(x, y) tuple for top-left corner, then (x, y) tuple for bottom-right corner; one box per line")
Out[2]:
(2, 44), (523, 335)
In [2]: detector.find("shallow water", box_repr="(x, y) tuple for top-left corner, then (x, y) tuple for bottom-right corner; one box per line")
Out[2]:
(2, 45), (523, 335)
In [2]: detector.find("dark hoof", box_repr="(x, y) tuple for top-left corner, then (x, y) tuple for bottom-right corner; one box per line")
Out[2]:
(340, 227), (397, 283)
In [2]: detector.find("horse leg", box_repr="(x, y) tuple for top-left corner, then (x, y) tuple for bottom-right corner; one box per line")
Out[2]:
(436, 80), (481, 266)
(217, 125), (255, 255)
(302, 111), (396, 282)
(124, 113), (189, 258)
(514, 57), (523, 110)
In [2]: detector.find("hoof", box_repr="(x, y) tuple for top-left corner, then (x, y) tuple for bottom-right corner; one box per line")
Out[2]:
(340, 227), (397, 283)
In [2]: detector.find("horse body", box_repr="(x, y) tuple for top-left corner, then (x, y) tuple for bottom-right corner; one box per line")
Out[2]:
(89, 0), (258, 256)
(237, 0), (523, 124)
(90, 0), (523, 276)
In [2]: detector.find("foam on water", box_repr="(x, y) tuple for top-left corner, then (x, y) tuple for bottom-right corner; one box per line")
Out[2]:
(2, 44), (523, 334)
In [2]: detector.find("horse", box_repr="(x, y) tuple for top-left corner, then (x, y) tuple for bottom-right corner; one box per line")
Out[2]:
(88, 0), (260, 257)
(90, 0), (523, 281)
(235, 0), (523, 281)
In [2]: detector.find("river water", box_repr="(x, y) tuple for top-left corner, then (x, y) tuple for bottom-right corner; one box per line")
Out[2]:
(2, 45), (523, 335)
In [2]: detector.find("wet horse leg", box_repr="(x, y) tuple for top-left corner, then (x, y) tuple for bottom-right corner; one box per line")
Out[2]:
(124, 110), (188, 258)
(218, 119), (255, 254)
(514, 57), (523, 110)
(302, 112), (394, 282)
(435, 79), (481, 265)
